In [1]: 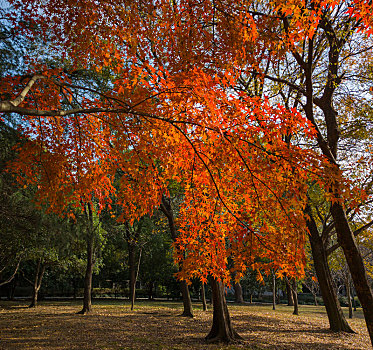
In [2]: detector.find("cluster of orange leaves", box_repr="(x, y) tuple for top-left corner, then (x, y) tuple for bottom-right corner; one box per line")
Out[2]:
(4, 0), (372, 285)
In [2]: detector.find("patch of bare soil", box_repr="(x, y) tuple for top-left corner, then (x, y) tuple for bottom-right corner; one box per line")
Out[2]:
(0, 301), (370, 349)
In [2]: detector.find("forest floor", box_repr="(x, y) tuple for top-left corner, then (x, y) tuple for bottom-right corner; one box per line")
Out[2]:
(0, 300), (370, 349)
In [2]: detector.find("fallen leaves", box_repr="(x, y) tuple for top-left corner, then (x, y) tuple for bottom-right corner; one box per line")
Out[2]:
(0, 301), (369, 349)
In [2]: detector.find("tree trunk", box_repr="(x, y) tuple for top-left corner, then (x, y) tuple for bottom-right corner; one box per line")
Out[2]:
(307, 85), (373, 341)
(272, 273), (276, 311)
(352, 287), (357, 312)
(7, 277), (17, 300)
(180, 280), (194, 317)
(205, 278), (242, 343)
(291, 279), (299, 316)
(346, 275), (353, 319)
(330, 202), (373, 344)
(128, 242), (136, 311)
(201, 282), (207, 311)
(285, 276), (294, 306)
(147, 282), (153, 300)
(29, 258), (46, 308)
(160, 195), (194, 317)
(78, 235), (94, 314)
(234, 281), (244, 304)
(307, 208), (354, 332)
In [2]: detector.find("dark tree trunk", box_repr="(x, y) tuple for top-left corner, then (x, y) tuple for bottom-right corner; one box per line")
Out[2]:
(304, 67), (372, 341)
(180, 280), (194, 317)
(291, 278), (299, 315)
(78, 203), (95, 315)
(233, 281), (244, 304)
(272, 273), (276, 311)
(78, 235), (94, 314)
(29, 258), (46, 308)
(147, 282), (153, 300)
(160, 195), (193, 317)
(72, 278), (77, 300)
(330, 202), (373, 343)
(352, 287), (357, 312)
(291, 279), (299, 316)
(346, 275), (353, 319)
(205, 278), (242, 343)
(7, 277), (17, 300)
(285, 276), (294, 306)
(306, 207), (354, 332)
(128, 242), (136, 311)
(201, 282), (207, 311)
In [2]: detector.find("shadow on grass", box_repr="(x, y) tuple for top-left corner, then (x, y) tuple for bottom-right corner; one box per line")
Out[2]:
(0, 300), (368, 350)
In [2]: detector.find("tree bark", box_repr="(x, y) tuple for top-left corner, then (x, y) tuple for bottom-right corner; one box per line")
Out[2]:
(352, 287), (357, 312)
(29, 258), (46, 308)
(285, 275), (294, 306)
(160, 195), (193, 317)
(205, 278), (242, 343)
(291, 279), (299, 316)
(307, 211), (353, 332)
(233, 281), (244, 304)
(346, 275), (353, 319)
(201, 282), (207, 311)
(272, 273), (276, 311)
(180, 280), (194, 317)
(147, 282), (153, 300)
(78, 235), (94, 314)
(128, 242), (136, 311)
(330, 202), (373, 341)
(303, 38), (373, 340)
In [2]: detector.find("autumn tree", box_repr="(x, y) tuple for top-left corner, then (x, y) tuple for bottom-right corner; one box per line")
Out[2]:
(4, 0), (373, 344)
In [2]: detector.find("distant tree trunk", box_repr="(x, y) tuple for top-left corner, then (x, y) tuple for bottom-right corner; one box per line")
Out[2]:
(72, 278), (78, 300)
(7, 275), (18, 300)
(160, 195), (193, 317)
(127, 236), (136, 310)
(78, 235), (94, 314)
(291, 279), (299, 316)
(201, 282), (207, 311)
(272, 273), (276, 311)
(233, 281), (244, 304)
(0, 256), (22, 288)
(29, 257), (46, 308)
(346, 276), (353, 319)
(306, 206), (354, 332)
(78, 203), (95, 314)
(285, 276), (294, 306)
(147, 282), (153, 300)
(128, 241), (136, 311)
(249, 294), (253, 304)
(205, 278), (242, 343)
(352, 287), (357, 312)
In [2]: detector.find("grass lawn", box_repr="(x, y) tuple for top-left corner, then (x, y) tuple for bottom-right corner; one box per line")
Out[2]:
(0, 300), (370, 349)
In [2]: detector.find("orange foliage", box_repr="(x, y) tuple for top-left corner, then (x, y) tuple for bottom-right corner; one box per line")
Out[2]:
(3, 0), (371, 284)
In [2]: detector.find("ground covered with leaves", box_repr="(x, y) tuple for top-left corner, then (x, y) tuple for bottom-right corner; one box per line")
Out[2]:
(0, 300), (369, 349)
